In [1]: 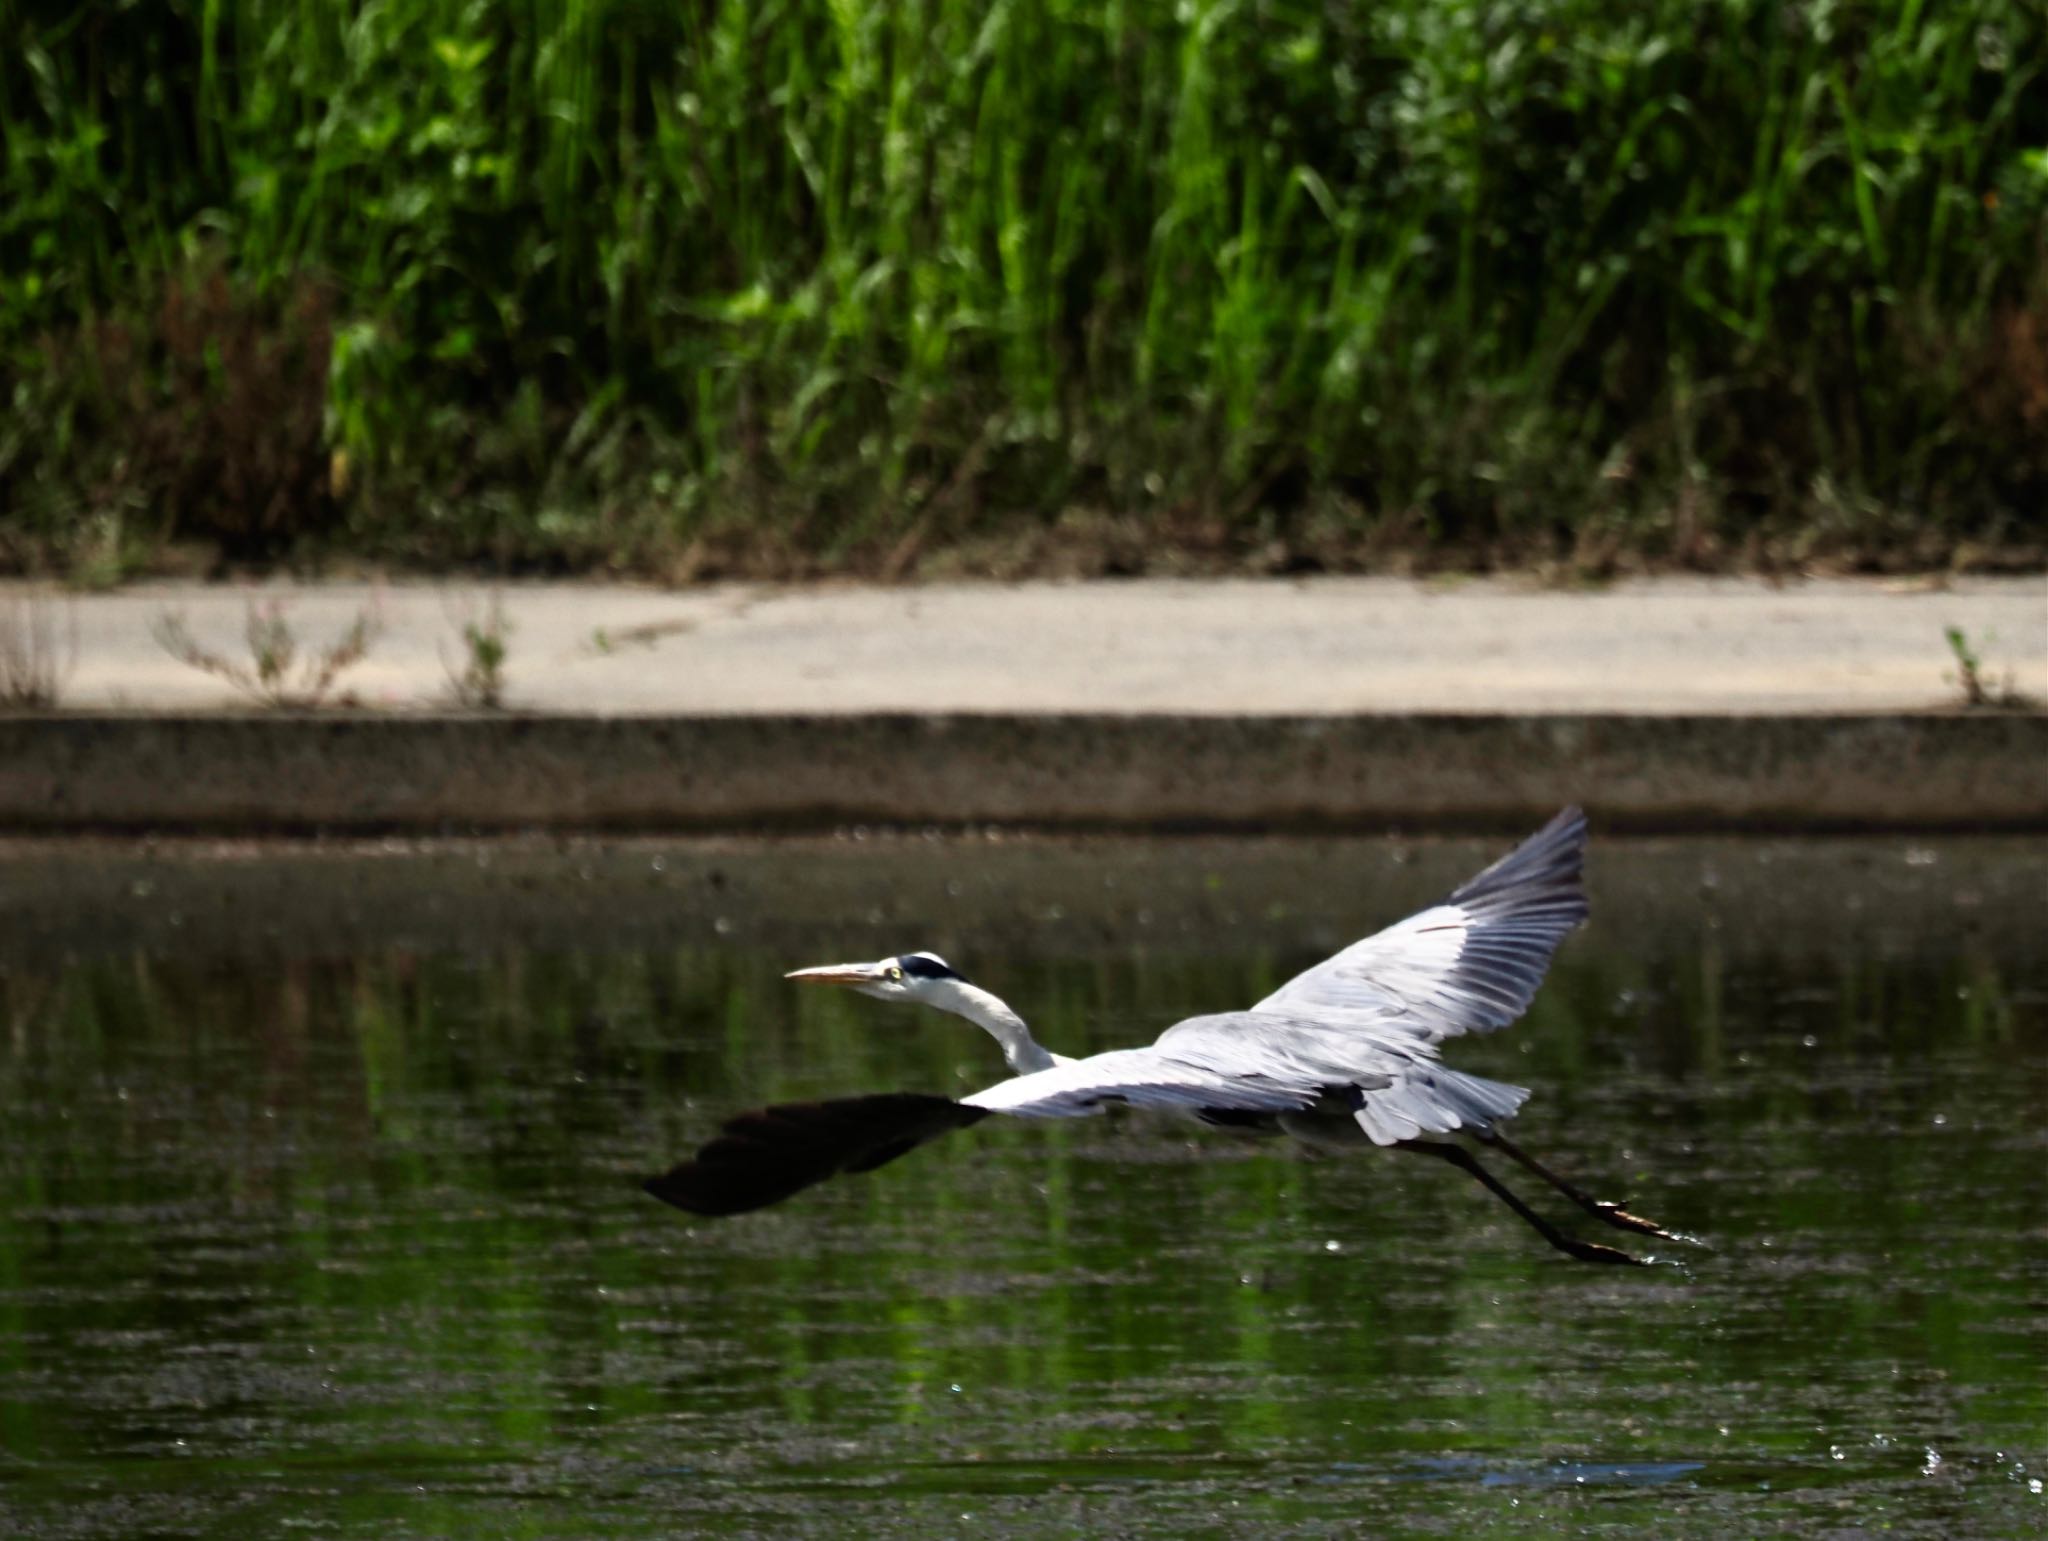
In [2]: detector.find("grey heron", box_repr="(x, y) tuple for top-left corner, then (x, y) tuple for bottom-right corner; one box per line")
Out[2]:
(645, 807), (1676, 1265)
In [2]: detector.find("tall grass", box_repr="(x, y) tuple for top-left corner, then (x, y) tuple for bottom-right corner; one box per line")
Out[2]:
(1, 0), (2043, 575)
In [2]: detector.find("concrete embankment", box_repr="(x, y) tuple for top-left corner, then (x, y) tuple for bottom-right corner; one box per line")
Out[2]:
(1, 576), (2042, 832)
(0, 709), (2043, 833)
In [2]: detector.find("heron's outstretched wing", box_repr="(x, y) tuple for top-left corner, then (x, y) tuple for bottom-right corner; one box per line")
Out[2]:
(642, 1050), (1315, 1218)
(963, 1046), (1317, 1118)
(643, 1093), (991, 1216)
(1249, 806), (1588, 1046)
(968, 1029), (1526, 1144)
(645, 1032), (1529, 1219)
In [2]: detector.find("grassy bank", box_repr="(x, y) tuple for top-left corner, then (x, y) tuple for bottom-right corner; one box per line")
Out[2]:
(2, 0), (2044, 580)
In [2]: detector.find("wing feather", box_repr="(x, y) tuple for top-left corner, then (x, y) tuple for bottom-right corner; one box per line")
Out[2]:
(1250, 806), (1588, 1045)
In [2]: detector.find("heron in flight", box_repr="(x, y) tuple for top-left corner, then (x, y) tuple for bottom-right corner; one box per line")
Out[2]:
(645, 808), (1676, 1264)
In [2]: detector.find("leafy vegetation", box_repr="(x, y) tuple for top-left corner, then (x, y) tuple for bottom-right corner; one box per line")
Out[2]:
(1942, 622), (2030, 708)
(444, 592), (512, 709)
(2, 0), (2043, 578)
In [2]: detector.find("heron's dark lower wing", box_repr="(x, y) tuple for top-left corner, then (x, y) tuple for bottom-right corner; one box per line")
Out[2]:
(1195, 1106), (1282, 1132)
(643, 1093), (992, 1217)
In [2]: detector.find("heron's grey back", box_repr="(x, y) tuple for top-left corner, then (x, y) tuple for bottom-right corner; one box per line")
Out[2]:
(1154, 1011), (1530, 1143)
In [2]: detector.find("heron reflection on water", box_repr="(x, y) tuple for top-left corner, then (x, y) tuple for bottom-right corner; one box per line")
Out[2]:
(645, 807), (1680, 1265)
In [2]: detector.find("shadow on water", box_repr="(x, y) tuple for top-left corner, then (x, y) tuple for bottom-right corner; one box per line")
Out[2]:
(0, 832), (2043, 1538)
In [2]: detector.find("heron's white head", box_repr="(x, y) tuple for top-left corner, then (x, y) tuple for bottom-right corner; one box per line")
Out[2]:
(784, 951), (969, 1006)
(785, 951), (1055, 1074)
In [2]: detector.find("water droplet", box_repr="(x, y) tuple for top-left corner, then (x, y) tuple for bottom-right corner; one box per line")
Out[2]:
(1324, 1239), (1341, 1253)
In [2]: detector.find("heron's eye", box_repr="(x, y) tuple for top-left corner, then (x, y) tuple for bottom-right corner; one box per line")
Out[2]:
(887, 965), (903, 982)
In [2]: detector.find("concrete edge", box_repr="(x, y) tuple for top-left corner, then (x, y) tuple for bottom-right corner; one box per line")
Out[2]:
(6, 828), (2042, 970)
(1, 710), (2044, 835)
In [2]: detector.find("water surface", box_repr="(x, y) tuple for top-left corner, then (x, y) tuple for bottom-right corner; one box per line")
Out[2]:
(1, 833), (2042, 1537)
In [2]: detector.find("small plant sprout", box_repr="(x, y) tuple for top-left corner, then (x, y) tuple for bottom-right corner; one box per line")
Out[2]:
(152, 597), (381, 709)
(444, 592), (512, 709)
(1944, 625), (1987, 706)
(1942, 625), (2027, 709)
(0, 586), (78, 708)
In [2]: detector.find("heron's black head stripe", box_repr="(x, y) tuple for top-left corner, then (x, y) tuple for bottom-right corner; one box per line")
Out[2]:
(899, 952), (964, 982)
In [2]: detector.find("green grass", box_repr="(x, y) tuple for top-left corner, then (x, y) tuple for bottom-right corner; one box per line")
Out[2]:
(1, 0), (2043, 577)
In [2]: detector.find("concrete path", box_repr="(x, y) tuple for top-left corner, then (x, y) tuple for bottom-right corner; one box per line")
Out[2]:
(3, 576), (2042, 833)
(13, 574), (2044, 715)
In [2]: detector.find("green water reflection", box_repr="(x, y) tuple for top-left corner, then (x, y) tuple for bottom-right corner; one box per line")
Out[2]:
(0, 836), (2042, 1538)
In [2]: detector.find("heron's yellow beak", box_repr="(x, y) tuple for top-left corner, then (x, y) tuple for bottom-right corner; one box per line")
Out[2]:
(784, 962), (887, 986)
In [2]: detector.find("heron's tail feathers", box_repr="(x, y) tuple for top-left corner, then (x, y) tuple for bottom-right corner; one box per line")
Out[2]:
(644, 1092), (991, 1217)
(1353, 1067), (1530, 1146)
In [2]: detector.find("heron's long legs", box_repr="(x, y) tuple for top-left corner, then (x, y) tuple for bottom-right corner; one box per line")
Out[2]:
(1395, 1140), (1644, 1266)
(1476, 1129), (1676, 1241)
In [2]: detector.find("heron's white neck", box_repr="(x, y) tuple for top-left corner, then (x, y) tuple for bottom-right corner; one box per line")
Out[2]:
(926, 980), (1058, 1075)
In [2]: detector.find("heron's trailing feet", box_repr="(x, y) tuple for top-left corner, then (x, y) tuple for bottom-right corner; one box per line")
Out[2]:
(1478, 1128), (1683, 1243)
(1395, 1138), (1648, 1266)
(646, 808), (1686, 1269)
